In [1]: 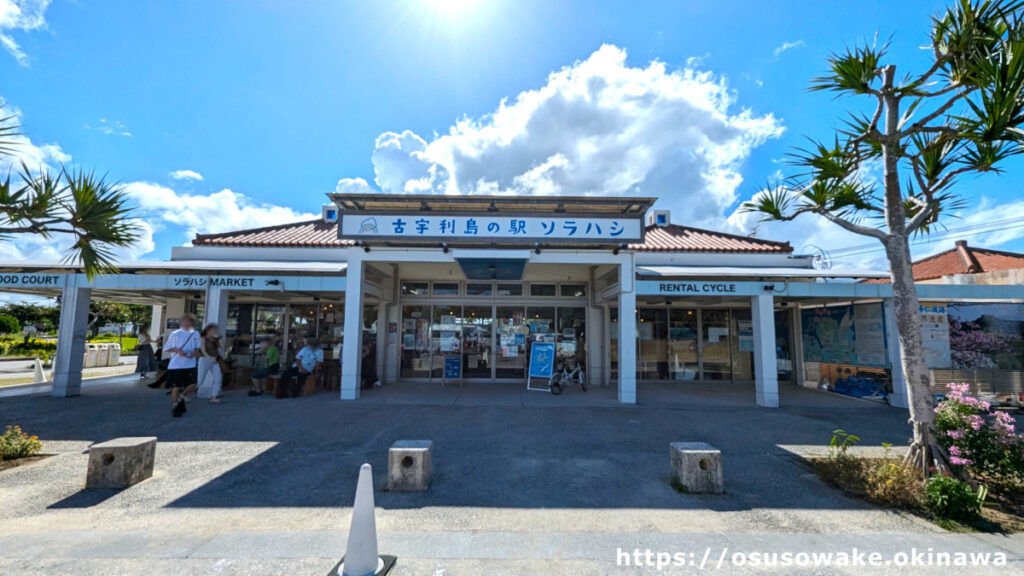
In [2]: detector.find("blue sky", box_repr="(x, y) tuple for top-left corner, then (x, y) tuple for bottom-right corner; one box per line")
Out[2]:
(3, 0), (1024, 269)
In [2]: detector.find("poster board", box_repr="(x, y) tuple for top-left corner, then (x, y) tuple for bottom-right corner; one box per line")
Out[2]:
(920, 302), (952, 368)
(526, 341), (556, 392)
(443, 355), (462, 380)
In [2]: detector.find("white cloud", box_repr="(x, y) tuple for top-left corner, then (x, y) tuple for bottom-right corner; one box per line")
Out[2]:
(123, 181), (317, 242)
(773, 40), (805, 59)
(169, 169), (203, 182)
(341, 44), (784, 230)
(335, 177), (374, 195)
(0, 102), (70, 172)
(84, 118), (132, 137)
(0, 0), (50, 66)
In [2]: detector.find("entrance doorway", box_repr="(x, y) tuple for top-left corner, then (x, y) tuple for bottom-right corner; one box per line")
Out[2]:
(398, 290), (587, 383)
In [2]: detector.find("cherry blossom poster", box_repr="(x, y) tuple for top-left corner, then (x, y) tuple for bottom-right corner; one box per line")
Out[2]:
(947, 303), (1024, 370)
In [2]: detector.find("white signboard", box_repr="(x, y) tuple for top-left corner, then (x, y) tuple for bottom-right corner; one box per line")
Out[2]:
(641, 281), (742, 295)
(920, 302), (952, 368)
(341, 214), (643, 241)
(0, 273), (65, 288)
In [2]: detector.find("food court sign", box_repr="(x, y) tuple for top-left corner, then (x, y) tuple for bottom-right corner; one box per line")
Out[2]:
(340, 214), (644, 242)
(0, 274), (64, 288)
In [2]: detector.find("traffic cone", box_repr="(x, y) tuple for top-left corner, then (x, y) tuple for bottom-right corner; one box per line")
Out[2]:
(33, 358), (46, 384)
(330, 463), (395, 576)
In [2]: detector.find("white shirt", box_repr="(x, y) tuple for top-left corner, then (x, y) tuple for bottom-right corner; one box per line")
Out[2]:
(165, 328), (200, 370)
(294, 345), (323, 372)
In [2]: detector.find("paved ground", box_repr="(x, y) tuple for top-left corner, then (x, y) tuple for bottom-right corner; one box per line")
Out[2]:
(0, 355), (138, 387)
(0, 376), (1021, 575)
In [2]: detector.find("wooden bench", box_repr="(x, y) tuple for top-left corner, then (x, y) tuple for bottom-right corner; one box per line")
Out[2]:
(267, 367), (321, 397)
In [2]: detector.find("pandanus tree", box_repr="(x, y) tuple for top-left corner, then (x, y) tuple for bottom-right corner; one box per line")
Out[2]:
(741, 0), (1024, 476)
(0, 106), (139, 278)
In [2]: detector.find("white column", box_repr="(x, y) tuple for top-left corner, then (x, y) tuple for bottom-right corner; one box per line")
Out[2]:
(790, 306), (805, 386)
(203, 286), (229, 329)
(162, 298), (186, 342)
(883, 299), (909, 409)
(341, 250), (364, 400)
(52, 277), (91, 397)
(149, 304), (164, 337)
(617, 256), (637, 404)
(751, 294), (779, 408)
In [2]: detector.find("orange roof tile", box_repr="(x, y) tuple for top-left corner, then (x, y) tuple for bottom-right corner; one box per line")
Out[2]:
(864, 240), (1024, 283)
(193, 220), (792, 253)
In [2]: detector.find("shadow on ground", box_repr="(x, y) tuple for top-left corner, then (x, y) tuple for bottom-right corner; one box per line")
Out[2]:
(2, 375), (911, 512)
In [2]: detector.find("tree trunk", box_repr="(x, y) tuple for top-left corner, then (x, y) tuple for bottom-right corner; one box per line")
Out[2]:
(878, 65), (951, 477)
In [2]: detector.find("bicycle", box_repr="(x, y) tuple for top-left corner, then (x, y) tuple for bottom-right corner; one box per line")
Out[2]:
(549, 358), (586, 395)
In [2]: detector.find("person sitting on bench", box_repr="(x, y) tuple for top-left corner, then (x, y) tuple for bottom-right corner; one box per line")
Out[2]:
(277, 337), (323, 398)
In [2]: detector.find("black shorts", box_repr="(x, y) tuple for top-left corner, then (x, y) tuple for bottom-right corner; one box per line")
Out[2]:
(166, 367), (198, 389)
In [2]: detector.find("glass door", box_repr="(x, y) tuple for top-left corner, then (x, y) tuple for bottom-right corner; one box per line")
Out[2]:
(400, 305), (430, 378)
(431, 305), (461, 379)
(638, 308), (669, 379)
(463, 306), (492, 379)
(701, 309), (732, 380)
(496, 306), (526, 378)
(669, 308), (699, 380)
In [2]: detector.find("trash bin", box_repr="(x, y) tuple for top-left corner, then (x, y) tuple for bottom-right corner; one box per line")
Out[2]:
(84, 344), (100, 368)
(95, 344), (110, 368)
(107, 343), (121, 367)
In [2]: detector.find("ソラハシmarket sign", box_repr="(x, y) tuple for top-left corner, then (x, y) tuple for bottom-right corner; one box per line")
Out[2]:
(340, 214), (643, 242)
(0, 273), (346, 293)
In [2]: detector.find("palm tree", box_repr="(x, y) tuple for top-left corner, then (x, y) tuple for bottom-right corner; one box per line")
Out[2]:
(0, 106), (139, 277)
(742, 0), (1024, 476)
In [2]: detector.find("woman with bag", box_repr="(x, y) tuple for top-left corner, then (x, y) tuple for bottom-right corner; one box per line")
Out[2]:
(135, 326), (158, 379)
(197, 323), (224, 404)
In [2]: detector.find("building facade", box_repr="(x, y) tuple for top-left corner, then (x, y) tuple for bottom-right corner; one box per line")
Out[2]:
(3, 194), (1023, 407)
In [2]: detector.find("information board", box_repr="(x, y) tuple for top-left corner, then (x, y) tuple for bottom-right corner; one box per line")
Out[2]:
(443, 356), (462, 380)
(527, 342), (556, 379)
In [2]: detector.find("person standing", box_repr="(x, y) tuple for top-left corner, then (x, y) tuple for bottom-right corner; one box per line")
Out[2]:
(135, 326), (157, 379)
(164, 314), (201, 417)
(278, 338), (322, 398)
(197, 323), (224, 404)
(249, 338), (279, 396)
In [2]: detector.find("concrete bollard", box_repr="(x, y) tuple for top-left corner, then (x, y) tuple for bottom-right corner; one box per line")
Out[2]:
(86, 437), (157, 489)
(387, 440), (433, 492)
(670, 442), (724, 494)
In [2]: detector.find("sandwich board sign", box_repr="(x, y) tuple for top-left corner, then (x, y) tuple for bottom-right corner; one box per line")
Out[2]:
(526, 341), (556, 392)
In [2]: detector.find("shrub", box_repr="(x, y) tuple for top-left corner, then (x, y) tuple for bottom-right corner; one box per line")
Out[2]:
(925, 475), (983, 521)
(934, 383), (1023, 477)
(866, 460), (924, 508)
(0, 315), (19, 335)
(0, 425), (43, 460)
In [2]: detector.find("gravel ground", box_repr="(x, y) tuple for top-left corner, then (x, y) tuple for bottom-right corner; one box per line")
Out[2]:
(0, 376), (1020, 575)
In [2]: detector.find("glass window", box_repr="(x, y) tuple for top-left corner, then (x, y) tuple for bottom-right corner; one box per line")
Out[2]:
(466, 283), (493, 296)
(638, 308), (668, 380)
(497, 283), (522, 296)
(401, 282), (428, 296)
(668, 309), (699, 380)
(400, 305), (430, 378)
(731, 309), (754, 381)
(433, 282), (460, 296)
(774, 310), (793, 383)
(560, 284), (587, 298)
(530, 284), (556, 297)
(609, 307), (618, 379)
